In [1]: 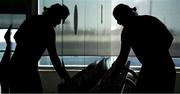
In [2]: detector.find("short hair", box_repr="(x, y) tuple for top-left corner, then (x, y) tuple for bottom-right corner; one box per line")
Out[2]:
(61, 4), (70, 23)
(113, 4), (137, 17)
(43, 3), (69, 19)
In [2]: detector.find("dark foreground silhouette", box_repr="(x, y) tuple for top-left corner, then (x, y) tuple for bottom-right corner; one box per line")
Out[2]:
(111, 3), (176, 93)
(0, 25), (12, 93)
(0, 4), (70, 93)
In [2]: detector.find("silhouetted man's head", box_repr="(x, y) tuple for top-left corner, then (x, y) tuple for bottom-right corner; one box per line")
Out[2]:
(113, 4), (137, 26)
(43, 4), (69, 27)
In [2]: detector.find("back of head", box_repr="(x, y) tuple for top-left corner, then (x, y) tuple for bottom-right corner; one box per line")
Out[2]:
(43, 3), (69, 20)
(113, 4), (137, 17)
(61, 4), (70, 23)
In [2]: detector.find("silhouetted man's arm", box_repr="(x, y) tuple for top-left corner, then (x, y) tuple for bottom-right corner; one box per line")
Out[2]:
(47, 29), (70, 81)
(111, 30), (131, 76)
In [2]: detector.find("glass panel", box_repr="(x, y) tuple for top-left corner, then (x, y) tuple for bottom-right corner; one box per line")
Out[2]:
(39, 56), (105, 66)
(0, 29), (17, 50)
(111, 0), (151, 56)
(97, 0), (112, 56)
(38, 0), (62, 14)
(37, 0), (180, 67)
(39, 56), (52, 66)
(112, 56), (180, 67)
(0, 14), (26, 28)
(111, 0), (180, 67)
(0, 52), (4, 62)
(38, 0), (112, 56)
(39, 56), (180, 68)
(173, 58), (180, 67)
(60, 0), (85, 56)
(150, 0), (180, 57)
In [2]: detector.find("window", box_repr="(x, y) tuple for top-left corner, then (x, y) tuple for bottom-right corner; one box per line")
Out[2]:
(0, 14), (25, 29)
(39, 56), (106, 69)
(111, 0), (180, 68)
(37, 0), (112, 68)
(1, 0), (180, 69)
(0, 13), (26, 62)
(0, 29), (17, 62)
(37, 0), (180, 68)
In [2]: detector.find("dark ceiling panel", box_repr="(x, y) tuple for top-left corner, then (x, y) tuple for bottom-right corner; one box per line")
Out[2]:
(0, 0), (29, 14)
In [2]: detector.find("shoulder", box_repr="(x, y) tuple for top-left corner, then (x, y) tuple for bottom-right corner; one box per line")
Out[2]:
(135, 15), (164, 27)
(138, 15), (156, 19)
(138, 15), (161, 22)
(25, 15), (45, 23)
(27, 15), (42, 19)
(27, 15), (49, 27)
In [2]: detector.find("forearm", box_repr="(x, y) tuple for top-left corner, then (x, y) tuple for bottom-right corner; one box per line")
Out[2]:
(113, 55), (128, 73)
(51, 57), (70, 80)
(113, 42), (130, 73)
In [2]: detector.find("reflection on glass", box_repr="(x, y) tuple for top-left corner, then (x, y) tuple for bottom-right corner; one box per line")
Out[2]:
(39, 56), (105, 66)
(0, 29), (17, 50)
(0, 52), (4, 62)
(36, 0), (180, 67)
(0, 14), (26, 28)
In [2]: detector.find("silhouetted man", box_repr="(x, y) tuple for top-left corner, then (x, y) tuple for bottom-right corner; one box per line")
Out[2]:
(111, 4), (176, 93)
(9, 3), (70, 93)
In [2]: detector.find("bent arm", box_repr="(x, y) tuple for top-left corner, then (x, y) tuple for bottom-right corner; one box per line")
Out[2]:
(47, 30), (70, 81)
(113, 40), (131, 73)
(112, 29), (131, 74)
